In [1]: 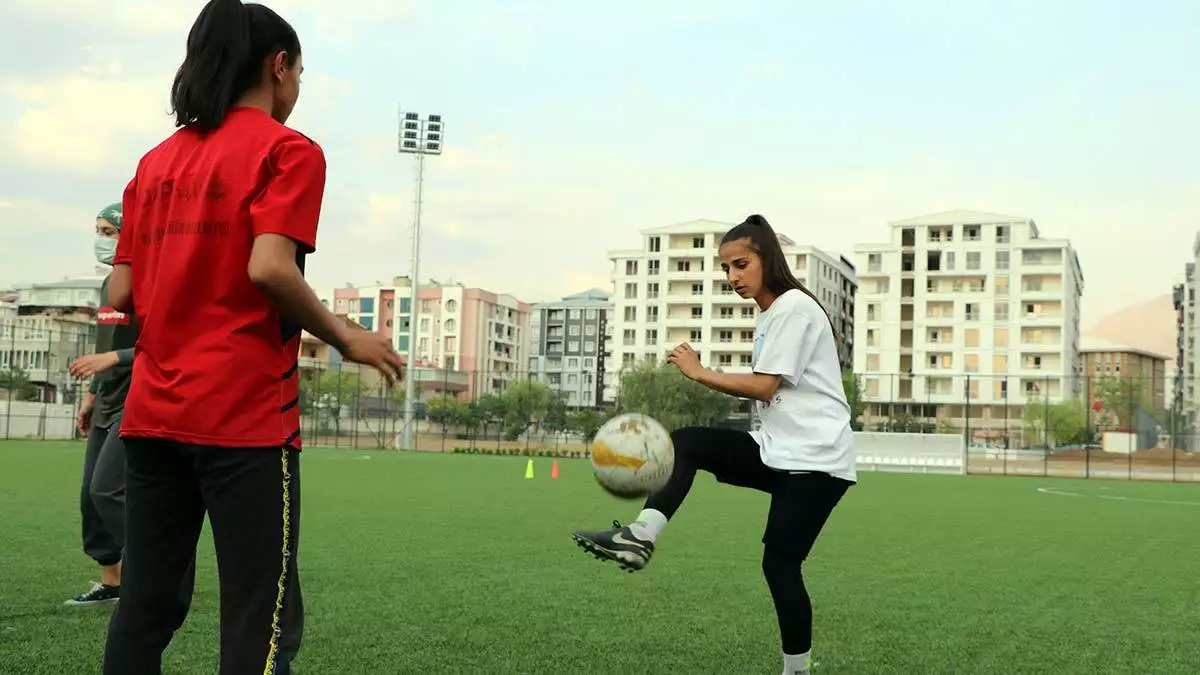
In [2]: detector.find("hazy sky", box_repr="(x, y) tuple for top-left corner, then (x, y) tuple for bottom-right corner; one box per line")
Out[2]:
(1, 0), (1196, 323)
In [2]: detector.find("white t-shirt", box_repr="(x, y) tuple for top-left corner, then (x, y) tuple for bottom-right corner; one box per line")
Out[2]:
(747, 288), (856, 483)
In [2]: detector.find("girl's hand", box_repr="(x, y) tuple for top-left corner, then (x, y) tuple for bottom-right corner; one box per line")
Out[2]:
(69, 352), (120, 379)
(667, 342), (705, 380)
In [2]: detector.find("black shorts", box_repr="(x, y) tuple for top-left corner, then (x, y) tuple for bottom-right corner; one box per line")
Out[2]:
(677, 427), (853, 558)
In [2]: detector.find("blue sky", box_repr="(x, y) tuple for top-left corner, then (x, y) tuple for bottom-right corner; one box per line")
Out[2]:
(1, 0), (1196, 323)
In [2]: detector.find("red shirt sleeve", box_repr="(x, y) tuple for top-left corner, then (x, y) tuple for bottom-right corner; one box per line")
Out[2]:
(250, 134), (327, 253)
(113, 175), (138, 265)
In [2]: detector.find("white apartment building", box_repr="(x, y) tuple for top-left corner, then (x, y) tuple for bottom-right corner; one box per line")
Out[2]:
(605, 219), (858, 401)
(3, 275), (106, 402)
(853, 210), (1084, 438)
(528, 289), (611, 408)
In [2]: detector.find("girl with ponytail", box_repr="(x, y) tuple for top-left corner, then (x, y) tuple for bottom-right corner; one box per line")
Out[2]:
(571, 215), (856, 675)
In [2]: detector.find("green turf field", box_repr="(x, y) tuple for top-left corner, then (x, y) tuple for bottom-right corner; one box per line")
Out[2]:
(2, 441), (1198, 674)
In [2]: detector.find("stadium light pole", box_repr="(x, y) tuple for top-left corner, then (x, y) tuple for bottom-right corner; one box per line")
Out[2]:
(398, 107), (445, 451)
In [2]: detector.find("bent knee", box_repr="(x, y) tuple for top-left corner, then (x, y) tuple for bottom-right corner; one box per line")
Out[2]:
(669, 427), (709, 456)
(762, 545), (805, 578)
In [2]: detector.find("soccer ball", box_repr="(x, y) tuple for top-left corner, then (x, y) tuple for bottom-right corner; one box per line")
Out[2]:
(590, 413), (674, 499)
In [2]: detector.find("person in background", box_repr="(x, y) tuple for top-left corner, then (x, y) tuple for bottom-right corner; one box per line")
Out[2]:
(66, 203), (135, 606)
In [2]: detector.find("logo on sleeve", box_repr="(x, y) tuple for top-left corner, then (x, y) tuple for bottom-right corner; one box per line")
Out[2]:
(97, 307), (130, 325)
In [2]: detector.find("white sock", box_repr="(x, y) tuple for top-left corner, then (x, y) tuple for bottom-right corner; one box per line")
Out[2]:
(627, 508), (667, 543)
(782, 650), (811, 675)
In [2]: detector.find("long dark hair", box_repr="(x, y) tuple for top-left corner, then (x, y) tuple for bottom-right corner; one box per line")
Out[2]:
(170, 0), (300, 133)
(721, 214), (840, 341)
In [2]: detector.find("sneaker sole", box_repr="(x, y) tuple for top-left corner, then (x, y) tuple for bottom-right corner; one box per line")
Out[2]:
(571, 534), (647, 573)
(63, 597), (118, 607)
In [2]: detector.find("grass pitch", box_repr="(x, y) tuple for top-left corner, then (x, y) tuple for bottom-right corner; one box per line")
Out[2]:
(1, 441), (1198, 674)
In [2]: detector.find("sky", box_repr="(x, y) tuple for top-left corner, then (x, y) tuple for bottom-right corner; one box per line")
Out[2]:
(1, 0), (1196, 323)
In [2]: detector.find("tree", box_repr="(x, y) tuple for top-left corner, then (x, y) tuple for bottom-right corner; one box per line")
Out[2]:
(424, 394), (466, 432)
(542, 391), (570, 436)
(1023, 398), (1088, 446)
(0, 366), (38, 401)
(473, 392), (507, 439)
(567, 408), (609, 442)
(1092, 375), (1153, 429)
(499, 380), (553, 440)
(842, 371), (866, 431)
(615, 362), (736, 431)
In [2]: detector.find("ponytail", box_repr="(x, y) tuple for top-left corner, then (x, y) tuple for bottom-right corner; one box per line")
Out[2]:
(170, 0), (300, 133)
(721, 214), (843, 344)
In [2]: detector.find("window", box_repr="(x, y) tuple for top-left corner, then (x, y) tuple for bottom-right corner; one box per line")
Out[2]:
(648, 259), (660, 276)
(586, 309), (597, 319)
(420, 300), (433, 313)
(567, 358), (579, 369)
(720, 307), (734, 319)
(419, 317), (430, 331)
(965, 303), (980, 321)
(996, 225), (1010, 243)
(866, 303), (880, 321)
(692, 236), (705, 248)
(691, 282), (704, 295)
(584, 358), (594, 368)
(795, 255), (807, 269)
(397, 335), (409, 352)
(568, 341), (579, 352)
(741, 307), (755, 318)
(945, 252), (956, 270)
(995, 328), (1009, 347)
(676, 260), (691, 272)
(718, 354), (732, 366)
(584, 341), (596, 352)
(418, 337), (429, 354)
(996, 251), (1010, 270)
(995, 302), (1010, 321)
(569, 324), (580, 336)
(868, 254), (882, 272)
(585, 323), (596, 335)
(964, 225), (981, 241)
(624, 307), (636, 321)
(720, 282), (734, 294)
(995, 276), (1010, 295)
(965, 329), (980, 348)
(966, 252), (981, 270)
(994, 354), (1008, 373)
(569, 309), (581, 319)
(689, 330), (702, 342)
(360, 316), (375, 331)
(445, 299), (457, 312)
(399, 298), (412, 313)
(739, 354), (752, 366)
(648, 236), (661, 252)
(647, 283), (660, 299)
(691, 307), (703, 319)
(624, 283), (637, 299)
(719, 330), (733, 343)
(645, 329), (658, 345)
(866, 354), (880, 371)
(646, 306), (659, 323)
(444, 319), (457, 332)
(866, 329), (877, 346)
(623, 329), (636, 346)
(360, 298), (375, 313)
(741, 330), (754, 342)
(625, 260), (638, 275)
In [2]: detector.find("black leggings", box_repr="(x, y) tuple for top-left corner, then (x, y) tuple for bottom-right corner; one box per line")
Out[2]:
(644, 426), (850, 654)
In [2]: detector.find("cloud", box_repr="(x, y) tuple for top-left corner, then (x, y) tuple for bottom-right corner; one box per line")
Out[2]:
(2, 71), (172, 174)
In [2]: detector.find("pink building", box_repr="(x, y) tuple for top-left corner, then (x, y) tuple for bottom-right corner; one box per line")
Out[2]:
(329, 278), (531, 401)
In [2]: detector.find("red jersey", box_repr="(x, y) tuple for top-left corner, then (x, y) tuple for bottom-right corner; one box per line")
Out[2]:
(114, 107), (326, 450)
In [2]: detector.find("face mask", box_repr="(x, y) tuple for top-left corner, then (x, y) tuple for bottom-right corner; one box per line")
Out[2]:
(94, 235), (117, 265)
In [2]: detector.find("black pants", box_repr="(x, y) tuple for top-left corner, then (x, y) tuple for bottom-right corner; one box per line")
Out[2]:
(103, 440), (303, 675)
(645, 426), (851, 655)
(81, 416), (127, 567)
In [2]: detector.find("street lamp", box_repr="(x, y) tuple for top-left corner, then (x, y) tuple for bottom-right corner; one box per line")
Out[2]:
(398, 107), (444, 451)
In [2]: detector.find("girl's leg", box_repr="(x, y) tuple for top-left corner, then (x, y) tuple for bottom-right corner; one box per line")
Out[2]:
(571, 427), (769, 571)
(761, 472), (852, 674)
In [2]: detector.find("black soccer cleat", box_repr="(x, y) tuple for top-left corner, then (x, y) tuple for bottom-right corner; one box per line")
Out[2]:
(571, 520), (655, 572)
(64, 581), (119, 606)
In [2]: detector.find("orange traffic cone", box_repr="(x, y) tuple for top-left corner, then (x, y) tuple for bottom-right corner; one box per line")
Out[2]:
(551, 460), (560, 479)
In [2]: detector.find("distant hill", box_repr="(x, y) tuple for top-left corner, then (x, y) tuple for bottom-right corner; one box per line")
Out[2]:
(1084, 294), (1176, 359)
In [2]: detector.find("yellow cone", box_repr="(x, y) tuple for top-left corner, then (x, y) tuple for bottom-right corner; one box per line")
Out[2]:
(524, 458), (534, 479)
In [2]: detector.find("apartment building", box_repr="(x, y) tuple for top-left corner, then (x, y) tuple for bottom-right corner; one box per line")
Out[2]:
(2, 275), (105, 402)
(1172, 238), (1200, 416)
(1079, 338), (1168, 417)
(332, 278), (531, 400)
(853, 210), (1084, 438)
(528, 288), (611, 408)
(605, 219), (858, 401)
(332, 276), (414, 353)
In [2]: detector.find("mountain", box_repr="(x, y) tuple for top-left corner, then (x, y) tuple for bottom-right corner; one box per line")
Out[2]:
(1084, 294), (1176, 359)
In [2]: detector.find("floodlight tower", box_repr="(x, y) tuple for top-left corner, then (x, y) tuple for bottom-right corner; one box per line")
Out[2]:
(398, 108), (444, 451)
